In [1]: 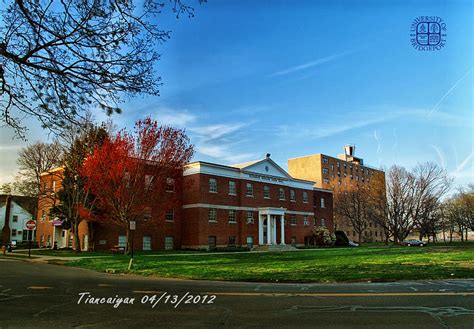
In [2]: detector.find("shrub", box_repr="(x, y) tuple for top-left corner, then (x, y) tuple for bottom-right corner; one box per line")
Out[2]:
(335, 231), (349, 246)
(312, 226), (336, 247)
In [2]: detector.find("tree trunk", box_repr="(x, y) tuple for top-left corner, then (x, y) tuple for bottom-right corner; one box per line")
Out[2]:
(124, 227), (131, 255)
(74, 221), (81, 253)
(358, 232), (362, 244)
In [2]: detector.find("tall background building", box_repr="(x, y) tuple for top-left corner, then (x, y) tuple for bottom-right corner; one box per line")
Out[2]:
(288, 145), (387, 242)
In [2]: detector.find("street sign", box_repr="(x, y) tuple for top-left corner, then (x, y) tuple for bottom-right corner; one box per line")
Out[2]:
(25, 220), (36, 230)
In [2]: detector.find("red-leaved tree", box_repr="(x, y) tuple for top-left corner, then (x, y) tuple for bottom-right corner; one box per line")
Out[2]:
(81, 117), (194, 253)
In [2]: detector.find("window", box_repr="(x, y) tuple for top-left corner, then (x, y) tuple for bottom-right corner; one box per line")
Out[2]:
(322, 168), (329, 175)
(118, 235), (127, 248)
(350, 174), (353, 179)
(246, 211), (254, 224)
(303, 191), (308, 203)
(320, 198), (325, 208)
(228, 236), (236, 247)
(337, 162), (340, 168)
(246, 183), (253, 197)
(322, 157), (329, 164)
(353, 231), (356, 236)
(343, 163), (347, 169)
(263, 185), (270, 199)
(321, 218), (326, 227)
(356, 175), (359, 181)
(165, 178), (175, 192)
(143, 236), (152, 251)
(323, 178), (330, 184)
(337, 171), (341, 177)
(246, 236), (253, 248)
(375, 231), (378, 237)
(208, 208), (217, 222)
(209, 178), (217, 193)
(228, 181), (236, 195)
(290, 215), (297, 226)
(12, 215), (18, 223)
(165, 209), (174, 222)
(165, 236), (174, 250)
(279, 188), (285, 200)
(369, 222), (372, 228)
(331, 164), (334, 171)
(228, 210), (236, 223)
(290, 189), (296, 202)
(11, 229), (17, 236)
(208, 236), (216, 250)
(303, 216), (309, 226)
(313, 218), (316, 226)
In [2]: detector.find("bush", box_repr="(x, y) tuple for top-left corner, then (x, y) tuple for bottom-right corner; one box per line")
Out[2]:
(335, 231), (349, 246)
(312, 226), (336, 247)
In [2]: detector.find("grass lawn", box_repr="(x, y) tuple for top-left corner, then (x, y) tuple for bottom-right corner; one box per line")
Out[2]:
(64, 243), (474, 283)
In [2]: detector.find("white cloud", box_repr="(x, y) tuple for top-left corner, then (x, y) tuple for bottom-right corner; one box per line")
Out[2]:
(156, 109), (197, 127)
(189, 123), (247, 141)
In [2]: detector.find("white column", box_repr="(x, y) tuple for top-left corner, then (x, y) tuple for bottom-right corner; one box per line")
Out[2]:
(259, 217), (264, 245)
(272, 217), (277, 245)
(266, 214), (271, 245)
(280, 215), (285, 245)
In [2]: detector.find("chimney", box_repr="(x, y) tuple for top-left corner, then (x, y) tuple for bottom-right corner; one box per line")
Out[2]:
(266, 153), (271, 158)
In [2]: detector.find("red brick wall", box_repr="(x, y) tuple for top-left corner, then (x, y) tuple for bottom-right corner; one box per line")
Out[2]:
(181, 173), (323, 248)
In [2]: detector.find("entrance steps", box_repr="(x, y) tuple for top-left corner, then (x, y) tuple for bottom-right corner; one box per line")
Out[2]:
(252, 244), (298, 252)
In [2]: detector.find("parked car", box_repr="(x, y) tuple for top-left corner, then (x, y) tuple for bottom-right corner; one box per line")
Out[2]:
(403, 239), (426, 247)
(348, 241), (359, 247)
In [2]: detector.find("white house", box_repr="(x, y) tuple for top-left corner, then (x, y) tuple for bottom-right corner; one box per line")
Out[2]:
(0, 195), (37, 246)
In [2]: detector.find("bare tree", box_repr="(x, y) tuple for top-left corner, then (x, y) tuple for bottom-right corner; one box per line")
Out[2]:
(0, 0), (203, 138)
(443, 186), (474, 241)
(331, 178), (374, 243)
(385, 163), (451, 243)
(15, 141), (64, 196)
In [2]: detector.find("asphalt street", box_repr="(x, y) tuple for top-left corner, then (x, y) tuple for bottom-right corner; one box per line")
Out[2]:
(0, 258), (473, 329)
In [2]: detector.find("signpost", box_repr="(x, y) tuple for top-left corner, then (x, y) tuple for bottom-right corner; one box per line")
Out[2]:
(25, 220), (36, 259)
(128, 221), (136, 270)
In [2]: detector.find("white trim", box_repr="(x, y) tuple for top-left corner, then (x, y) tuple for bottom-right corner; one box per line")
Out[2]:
(184, 162), (315, 190)
(182, 203), (314, 216)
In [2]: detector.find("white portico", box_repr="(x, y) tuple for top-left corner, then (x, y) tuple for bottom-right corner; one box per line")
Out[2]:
(258, 207), (286, 245)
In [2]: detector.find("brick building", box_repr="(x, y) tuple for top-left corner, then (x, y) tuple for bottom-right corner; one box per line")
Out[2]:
(36, 154), (333, 251)
(288, 145), (387, 242)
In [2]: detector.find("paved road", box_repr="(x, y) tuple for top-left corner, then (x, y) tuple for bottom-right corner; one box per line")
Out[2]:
(0, 258), (473, 329)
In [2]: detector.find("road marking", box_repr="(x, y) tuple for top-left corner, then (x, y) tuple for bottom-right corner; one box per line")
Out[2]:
(204, 292), (474, 297)
(27, 286), (53, 290)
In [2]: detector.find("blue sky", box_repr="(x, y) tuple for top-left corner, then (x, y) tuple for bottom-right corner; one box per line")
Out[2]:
(1, 0), (473, 188)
